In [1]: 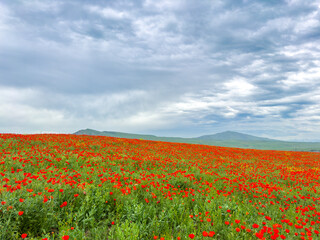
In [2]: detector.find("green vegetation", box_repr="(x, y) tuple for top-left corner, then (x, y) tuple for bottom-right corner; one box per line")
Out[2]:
(1, 134), (319, 239)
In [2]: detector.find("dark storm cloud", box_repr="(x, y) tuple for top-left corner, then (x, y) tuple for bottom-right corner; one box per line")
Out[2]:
(0, 0), (320, 140)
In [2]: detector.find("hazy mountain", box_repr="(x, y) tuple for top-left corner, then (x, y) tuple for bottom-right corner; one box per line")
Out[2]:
(73, 129), (320, 152)
(74, 129), (159, 140)
(75, 129), (276, 141)
(197, 131), (277, 141)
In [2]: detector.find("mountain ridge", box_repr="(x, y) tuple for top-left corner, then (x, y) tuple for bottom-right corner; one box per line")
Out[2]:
(73, 128), (320, 152)
(74, 129), (275, 141)
(196, 131), (278, 141)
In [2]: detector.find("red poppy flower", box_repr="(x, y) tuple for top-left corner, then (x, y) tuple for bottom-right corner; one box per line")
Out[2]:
(252, 223), (259, 228)
(21, 233), (27, 238)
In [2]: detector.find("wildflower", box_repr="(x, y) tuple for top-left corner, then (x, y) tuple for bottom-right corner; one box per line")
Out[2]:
(252, 223), (259, 228)
(18, 211), (24, 216)
(21, 233), (27, 238)
(189, 233), (195, 239)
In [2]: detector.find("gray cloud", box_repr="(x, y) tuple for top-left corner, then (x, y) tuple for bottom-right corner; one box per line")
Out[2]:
(1, 0), (320, 140)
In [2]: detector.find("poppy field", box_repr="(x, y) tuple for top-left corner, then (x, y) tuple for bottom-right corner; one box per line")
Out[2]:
(0, 134), (320, 240)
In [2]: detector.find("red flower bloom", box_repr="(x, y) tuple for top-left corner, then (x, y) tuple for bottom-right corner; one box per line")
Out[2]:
(21, 233), (27, 238)
(252, 223), (259, 228)
(18, 211), (24, 216)
(62, 236), (69, 240)
(189, 233), (195, 239)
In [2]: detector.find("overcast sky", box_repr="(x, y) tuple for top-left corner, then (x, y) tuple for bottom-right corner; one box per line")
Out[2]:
(1, 0), (320, 141)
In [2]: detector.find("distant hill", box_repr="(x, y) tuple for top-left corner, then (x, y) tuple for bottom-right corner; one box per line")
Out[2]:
(197, 131), (277, 141)
(73, 129), (320, 152)
(74, 129), (159, 140)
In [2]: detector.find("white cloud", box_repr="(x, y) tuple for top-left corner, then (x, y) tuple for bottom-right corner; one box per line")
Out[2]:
(143, 0), (184, 11)
(87, 6), (130, 19)
(282, 67), (320, 87)
(0, 86), (178, 134)
(223, 78), (257, 97)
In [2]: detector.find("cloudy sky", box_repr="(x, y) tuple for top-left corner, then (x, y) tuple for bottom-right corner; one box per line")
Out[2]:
(1, 0), (320, 141)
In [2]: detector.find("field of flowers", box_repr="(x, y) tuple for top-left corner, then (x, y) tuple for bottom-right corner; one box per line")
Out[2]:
(0, 134), (320, 240)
